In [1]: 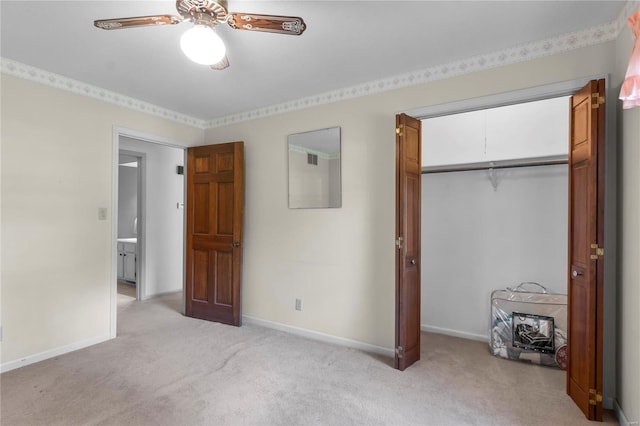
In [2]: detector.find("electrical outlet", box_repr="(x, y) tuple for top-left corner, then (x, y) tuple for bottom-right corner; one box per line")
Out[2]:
(295, 298), (302, 311)
(98, 207), (107, 221)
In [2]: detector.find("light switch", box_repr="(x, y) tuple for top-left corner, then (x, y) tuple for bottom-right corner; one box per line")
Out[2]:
(98, 208), (107, 220)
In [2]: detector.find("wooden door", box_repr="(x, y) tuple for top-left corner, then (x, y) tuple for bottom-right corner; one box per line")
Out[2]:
(567, 79), (605, 420)
(186, 142), (245, 326)
(395, 113), (422, 370)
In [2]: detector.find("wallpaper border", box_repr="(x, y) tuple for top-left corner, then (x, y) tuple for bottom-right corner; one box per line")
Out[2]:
(2, 2), (635, 130)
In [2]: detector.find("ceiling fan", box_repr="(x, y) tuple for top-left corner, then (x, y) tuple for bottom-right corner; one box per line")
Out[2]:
(94, 0), (306, 70)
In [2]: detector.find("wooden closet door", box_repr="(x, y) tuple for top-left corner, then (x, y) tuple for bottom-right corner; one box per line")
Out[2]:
(566, 79), (605, 420)
(395, 113), (422, 371)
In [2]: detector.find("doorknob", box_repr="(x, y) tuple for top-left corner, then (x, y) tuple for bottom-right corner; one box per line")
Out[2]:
(231, 242), (240, 248)
(572, 269), (583, 278)
(410, 259), (416, 265)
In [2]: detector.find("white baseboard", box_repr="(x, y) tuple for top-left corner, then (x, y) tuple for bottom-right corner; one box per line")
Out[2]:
(421, 324), (489, 343)
(141, 288), (182, 301)
(243, 315), (395, 358)
(1, 334), (112, 373)
(614, 399), (636, 426)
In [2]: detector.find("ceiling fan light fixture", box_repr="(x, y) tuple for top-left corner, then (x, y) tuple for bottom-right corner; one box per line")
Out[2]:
(180, 24), (226, 65)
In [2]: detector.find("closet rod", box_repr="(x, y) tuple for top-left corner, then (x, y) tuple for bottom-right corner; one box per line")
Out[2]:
(422, 156), (568, 175)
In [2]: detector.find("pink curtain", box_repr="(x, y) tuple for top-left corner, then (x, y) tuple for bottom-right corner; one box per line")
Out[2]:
(620, 9), (640, 109)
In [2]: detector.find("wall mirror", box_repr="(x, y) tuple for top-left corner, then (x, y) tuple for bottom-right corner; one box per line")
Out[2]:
(288, 127), (341, 209)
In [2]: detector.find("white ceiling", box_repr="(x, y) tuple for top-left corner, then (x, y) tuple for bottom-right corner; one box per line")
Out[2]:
(0, 1), (626, 124)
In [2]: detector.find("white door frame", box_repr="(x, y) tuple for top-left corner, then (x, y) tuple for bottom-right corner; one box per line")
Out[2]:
(110, 126), (188, 339)
(404, 77), (600, 119)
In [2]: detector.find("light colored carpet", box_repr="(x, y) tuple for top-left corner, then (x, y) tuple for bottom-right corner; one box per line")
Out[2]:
(117, 280), (136, 299)
(1, 292), (617, 425)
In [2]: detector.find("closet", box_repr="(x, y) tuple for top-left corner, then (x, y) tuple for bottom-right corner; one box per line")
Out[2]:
(420, 96), (570, 341)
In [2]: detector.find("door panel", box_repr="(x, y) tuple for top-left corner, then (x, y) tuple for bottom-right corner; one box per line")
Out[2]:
(567, 79), (604, 420)
(194, 184), (209, 233)
(395, 113), (422, 371)
(218, 182), (234, 234)
(193, 250), (209, 301)
(215, 250), (233, 305)
(186, 142), (245, 326)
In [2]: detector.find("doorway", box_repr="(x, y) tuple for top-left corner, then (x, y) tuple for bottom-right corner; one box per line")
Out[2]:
(420, 96), (570, 343)
(396, 77), (614, 419)
(417, 97), (571, 412)
(110, 128), (187, 338)
(117, 152), (142, 301)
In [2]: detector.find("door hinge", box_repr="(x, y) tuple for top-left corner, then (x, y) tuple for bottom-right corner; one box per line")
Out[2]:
(590, 243), (604, 260)
(395, 236), (404, 249)
(591, 93), (605, 109)
(589, 389), (603, 405)
(396, 124), (404, 136)
(396, 346), (404, 359)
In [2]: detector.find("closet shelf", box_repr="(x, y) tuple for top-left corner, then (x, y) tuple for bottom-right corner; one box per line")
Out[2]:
(422, 155), (568, 174)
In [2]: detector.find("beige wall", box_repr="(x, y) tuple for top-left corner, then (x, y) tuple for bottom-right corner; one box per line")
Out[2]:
(0, 75), (203, 366)
(204, 42), (617, 352)
(2, 28), (637, 420)
(615, 15), (640, 423)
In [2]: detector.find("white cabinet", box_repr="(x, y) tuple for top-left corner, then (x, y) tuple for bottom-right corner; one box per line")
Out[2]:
(123, 243), (136, 282)
(422, 110), (487, 166)
(117, 243), (124, 279)
(117, 240), (136, 282)
(422, 96), (570, 167)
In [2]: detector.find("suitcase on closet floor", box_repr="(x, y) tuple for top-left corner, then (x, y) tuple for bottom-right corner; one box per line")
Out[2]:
(490, 282), (567, 369)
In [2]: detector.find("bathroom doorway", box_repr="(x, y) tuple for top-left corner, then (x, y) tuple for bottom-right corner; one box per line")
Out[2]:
(117, 152), (143, 301)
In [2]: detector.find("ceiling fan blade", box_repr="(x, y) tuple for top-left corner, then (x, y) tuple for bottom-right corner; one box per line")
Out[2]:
(227, 13), (306, 35)
(210, 55), (230, 70)
(94, 15), (183, 30)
